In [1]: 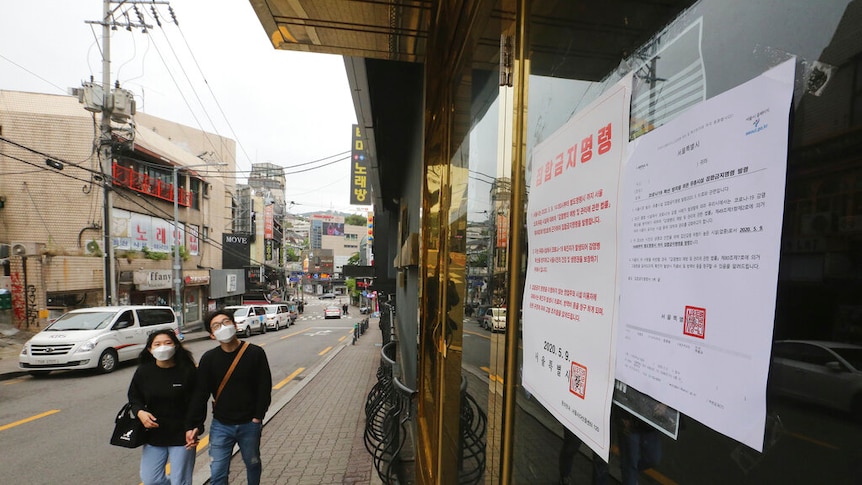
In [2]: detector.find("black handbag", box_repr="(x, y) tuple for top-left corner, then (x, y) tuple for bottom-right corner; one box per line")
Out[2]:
(109, 402), (146, 448)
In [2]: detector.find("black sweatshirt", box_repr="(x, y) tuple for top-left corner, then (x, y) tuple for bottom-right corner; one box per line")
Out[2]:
(188, 341), (272, 426)
(128, 363), (197, 447)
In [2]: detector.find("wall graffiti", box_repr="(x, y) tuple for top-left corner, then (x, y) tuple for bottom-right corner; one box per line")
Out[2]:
(27, 284), (38, 329)
(10, 272), (25, 327)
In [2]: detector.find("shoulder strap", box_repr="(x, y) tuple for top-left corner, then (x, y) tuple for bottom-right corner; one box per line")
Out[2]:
(214, 342), (248, 405)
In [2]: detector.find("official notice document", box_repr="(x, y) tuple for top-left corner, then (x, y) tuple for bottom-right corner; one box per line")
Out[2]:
(616, 59), (796, 451)
(522, 79), (630, 461)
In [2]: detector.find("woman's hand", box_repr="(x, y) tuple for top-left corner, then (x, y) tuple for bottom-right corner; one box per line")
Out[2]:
(137, 410), (159, 429)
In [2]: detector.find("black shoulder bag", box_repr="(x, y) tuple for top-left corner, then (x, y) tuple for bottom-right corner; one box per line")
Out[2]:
(109, 402), (146, 448)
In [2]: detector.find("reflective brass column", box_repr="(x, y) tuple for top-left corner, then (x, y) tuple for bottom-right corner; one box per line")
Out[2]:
(500, 0), (529, 482)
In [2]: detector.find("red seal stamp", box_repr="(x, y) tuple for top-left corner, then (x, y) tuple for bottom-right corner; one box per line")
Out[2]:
(569, 361), (588, 399)
(683, 305), (706, 339)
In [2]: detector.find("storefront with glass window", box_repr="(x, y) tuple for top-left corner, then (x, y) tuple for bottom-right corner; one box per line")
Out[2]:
(254, 1), (862, 482)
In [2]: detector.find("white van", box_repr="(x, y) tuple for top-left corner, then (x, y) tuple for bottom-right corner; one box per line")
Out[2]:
(488, 308), (507, 333)
(19, 306), (178, 376)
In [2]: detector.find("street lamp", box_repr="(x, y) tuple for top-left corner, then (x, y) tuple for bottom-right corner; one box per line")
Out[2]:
(173, 162), (227, 332)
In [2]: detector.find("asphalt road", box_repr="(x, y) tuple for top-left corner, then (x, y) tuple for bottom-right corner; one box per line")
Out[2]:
(0, 299), (359, 485)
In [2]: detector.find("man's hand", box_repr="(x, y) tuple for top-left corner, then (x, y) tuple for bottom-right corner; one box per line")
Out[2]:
(185, 429), (200, 449)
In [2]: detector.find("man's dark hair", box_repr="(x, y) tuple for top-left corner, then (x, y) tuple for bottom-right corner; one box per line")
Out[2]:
(204, 309), (235, 334)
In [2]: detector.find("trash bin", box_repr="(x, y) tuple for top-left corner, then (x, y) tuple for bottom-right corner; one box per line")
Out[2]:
(0, 289), (11, 310)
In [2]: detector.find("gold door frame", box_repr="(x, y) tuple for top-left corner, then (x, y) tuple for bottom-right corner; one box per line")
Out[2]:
(416, 1), (528, 483)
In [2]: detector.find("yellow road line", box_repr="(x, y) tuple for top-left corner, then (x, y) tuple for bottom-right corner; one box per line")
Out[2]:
(1, 377), (26, 385)
(0, 409), (60, 432)
(785, 431), (840, 450)
(319, 346), (332, 356)
(338, 335), (347, 342)
(273, 367), (305, 390)
(644, 468), (678, 485)
(279, 329), (305, 340)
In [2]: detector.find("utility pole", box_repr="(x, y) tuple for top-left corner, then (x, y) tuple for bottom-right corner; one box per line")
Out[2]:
(84, 1), (162, 306)
(98, 0), (117, 306)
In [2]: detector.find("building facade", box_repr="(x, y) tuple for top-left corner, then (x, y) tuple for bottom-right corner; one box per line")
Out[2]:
(0, 90), (234, 330)
(251, 1), (862, 484)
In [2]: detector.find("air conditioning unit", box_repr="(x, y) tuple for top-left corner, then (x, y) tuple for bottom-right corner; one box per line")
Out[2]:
(11, 242), (46, 257)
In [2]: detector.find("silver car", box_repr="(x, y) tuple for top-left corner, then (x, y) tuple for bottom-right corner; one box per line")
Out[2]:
(770, 340), (862, 418)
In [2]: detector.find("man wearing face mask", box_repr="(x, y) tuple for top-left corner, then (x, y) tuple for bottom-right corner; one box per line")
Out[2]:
(128, 329), (199, 485)
(187, 309), (272, 485)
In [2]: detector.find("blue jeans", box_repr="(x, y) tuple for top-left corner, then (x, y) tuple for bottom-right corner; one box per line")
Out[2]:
(140, 444), (195, 485)
(619, 428), (662, 485)
(209, 418), (262, 485)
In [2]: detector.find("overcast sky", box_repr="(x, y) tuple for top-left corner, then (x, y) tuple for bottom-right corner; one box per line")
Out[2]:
(0, 0), (359, 215)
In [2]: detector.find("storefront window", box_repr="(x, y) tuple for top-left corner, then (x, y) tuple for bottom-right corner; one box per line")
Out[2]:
(513, 0), (862, 484)
(183, 287), (200, 325)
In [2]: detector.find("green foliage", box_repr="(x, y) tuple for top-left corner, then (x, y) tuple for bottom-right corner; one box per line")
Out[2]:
(469, 252), (488, 267)
(347, 252), (361, 265)
(142, 247), (170, 261)
(285, 247), (300, 262)
(346, 278), (359, 300)
(345, 214), (368, 226)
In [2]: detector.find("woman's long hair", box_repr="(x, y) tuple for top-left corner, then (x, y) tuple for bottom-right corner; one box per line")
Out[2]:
(137, 329), (196, 368)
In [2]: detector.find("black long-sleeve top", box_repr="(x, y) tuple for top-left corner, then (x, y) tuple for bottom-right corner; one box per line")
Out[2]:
(188, 341), (272, 426)
(127, 362), (197, 447)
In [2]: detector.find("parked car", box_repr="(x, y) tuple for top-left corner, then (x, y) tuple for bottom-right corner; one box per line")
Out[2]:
(324, 305), (342, 319)
(18, 305), (178, 375)
(359, 305), (371, 315)
(224, 305), (266, 337)
(320, 292), (337, 299)
(485, 308), (507, 333)
(769, 340), (862, 418)
(263, 304), (291, 331)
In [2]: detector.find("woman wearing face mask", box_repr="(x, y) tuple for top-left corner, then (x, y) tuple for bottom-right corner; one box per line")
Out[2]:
(128, 329), (200, 485)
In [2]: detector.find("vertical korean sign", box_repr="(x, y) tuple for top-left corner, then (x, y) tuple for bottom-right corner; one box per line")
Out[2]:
(350, 124), (371, 205)
(522, 79), (630, 461)
(616, 59), (795, 451)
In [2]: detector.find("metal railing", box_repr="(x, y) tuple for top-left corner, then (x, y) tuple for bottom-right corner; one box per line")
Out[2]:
(364, 341), (487, 484)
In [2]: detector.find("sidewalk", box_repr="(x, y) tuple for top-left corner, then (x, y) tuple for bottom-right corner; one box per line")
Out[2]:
(0, 319), (386, 485)
(216, 322), (384, 485)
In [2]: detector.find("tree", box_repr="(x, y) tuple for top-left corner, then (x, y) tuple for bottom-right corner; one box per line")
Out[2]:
(345, 214), (367, 226)
(285, 247), (300, 262)
(469, 252), (488, 267)
(347, 252), (361, 265)
(345, 278), (358, 303)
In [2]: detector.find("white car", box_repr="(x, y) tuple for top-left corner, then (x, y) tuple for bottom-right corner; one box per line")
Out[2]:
(485, 308), (507, 333)
(324, 305), (342, 319)
(264, 304), (291, 331)
(224, 305), (266, 337)
(19, 306), (178, 375)
(770, 340), (862, 418)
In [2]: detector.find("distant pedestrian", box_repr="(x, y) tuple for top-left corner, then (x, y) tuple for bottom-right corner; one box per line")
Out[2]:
(128, 329), (199, 485)
(188, 310), (272, 485)
(342, 302), (349, 315)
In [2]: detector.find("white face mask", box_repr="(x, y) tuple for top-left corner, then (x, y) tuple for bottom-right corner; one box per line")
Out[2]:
(151, 345), (176, 362)
(213, 324), (237, 343)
